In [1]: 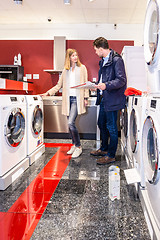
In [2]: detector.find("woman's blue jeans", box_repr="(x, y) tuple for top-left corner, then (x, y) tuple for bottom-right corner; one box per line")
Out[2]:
(98, 99), (118, 158)
(68, 96), (81, 147)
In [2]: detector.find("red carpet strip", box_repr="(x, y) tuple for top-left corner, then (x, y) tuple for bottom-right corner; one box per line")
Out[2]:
(45, 142), (73, 148)
(0, 143), (72, 240)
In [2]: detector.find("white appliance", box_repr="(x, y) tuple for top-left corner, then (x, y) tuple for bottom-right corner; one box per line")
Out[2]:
(25, 95), (45, 165)
(141, 94), (160, 240)
(144, 0), (160, 93)
(129, 95), (147, 188)
(122, 46), (147, 92)
(0, 95), (29, 190)
(125, 95), (134, 168)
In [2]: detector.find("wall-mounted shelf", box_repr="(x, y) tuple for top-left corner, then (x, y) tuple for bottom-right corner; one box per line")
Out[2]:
(43, 69), (62, 74)
(0, 78), (34, 92)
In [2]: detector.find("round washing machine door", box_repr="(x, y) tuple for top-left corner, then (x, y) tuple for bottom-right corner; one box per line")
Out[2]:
(120, 106), (128, 138)
(32, 105), (43, 136)
(124, 106), (128, 138)
(129, 109), (140, 153)
(5, 108), (25, 147)
(144, 0), (160, 65)
(142, 116), (160, 184)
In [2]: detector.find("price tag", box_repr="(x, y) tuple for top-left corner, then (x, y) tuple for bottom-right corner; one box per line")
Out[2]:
(23, 82), (28, 91)
(0, 78), (6, 89)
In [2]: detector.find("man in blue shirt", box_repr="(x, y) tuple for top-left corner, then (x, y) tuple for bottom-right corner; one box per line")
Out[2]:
(91, 37), (127, 165)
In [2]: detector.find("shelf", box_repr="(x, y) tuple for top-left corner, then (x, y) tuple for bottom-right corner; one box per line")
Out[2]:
(0, 78), (34, 92)
(43, 69), (62, 74)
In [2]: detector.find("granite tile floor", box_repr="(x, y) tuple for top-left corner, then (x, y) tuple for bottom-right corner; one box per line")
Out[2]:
(32, 139), (150, 240)
(0, 139), (151, 240)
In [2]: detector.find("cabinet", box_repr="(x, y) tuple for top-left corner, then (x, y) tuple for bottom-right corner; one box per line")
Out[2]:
(43, 96), (97, 139)
(0, 78), (34, 92)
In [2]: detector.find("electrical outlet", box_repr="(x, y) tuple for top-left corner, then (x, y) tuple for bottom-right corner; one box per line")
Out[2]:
(26, 74), (32, 79)
(33, 74), (39, 79)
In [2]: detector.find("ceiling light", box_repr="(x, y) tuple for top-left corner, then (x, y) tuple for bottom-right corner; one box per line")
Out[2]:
(64, 0), (71, 5)
(88, 0), (95, 2)
(13, 0), (23, 4)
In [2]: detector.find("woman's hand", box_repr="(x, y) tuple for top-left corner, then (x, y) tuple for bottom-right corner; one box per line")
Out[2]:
(84, 99), (88, 106)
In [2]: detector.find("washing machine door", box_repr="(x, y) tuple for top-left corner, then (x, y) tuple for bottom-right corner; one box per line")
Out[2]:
(142, 116), (160, 184)
(124, 106), (128, 138)
(5, 108), (25, 147)
(130, 109), (139, 153)
(144, 0), (160, 65)
(120, 106), (128, 138)
(32, 105), (43, 136)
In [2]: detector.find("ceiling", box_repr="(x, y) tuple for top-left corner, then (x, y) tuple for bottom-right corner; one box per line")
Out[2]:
(0, 0), (147, 25)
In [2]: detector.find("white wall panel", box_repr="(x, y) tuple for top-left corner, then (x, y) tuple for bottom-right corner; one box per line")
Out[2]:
(0, 23), (143, 46)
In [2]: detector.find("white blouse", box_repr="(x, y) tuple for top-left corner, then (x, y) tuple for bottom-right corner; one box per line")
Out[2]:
(69, 68), (77, 96)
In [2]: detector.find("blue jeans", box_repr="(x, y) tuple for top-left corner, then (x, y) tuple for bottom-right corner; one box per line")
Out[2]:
(98, 99), (118, 158)
(68, 96), (81, 147)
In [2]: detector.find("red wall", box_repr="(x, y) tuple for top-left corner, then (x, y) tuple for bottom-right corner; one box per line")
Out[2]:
(0, 40), (134, 94)
(67, 40), (134, 84)
(0, 40), (53, 94)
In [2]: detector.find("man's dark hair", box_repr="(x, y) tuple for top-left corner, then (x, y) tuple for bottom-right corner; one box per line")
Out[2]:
(93, 37), (109, 49)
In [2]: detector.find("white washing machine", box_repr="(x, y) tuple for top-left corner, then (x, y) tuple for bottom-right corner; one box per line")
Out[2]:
(0, 95), (29, 190)
(122, 46), (147, 92)
(129, 95), (147, 188)
(144, 0), (160, 93)
(25, 95), (45, 165)
(140, 94), (160, 240)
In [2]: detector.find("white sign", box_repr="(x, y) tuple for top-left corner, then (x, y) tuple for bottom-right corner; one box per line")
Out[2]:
(124, 168), (141, 185)
(0, 78), (6, 89)
(23, 82), (28, 91)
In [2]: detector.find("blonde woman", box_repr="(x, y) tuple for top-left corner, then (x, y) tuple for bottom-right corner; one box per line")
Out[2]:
(43, 49), (89, 158)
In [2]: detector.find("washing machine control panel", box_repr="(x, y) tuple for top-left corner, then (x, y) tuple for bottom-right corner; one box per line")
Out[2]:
(10, 97), (17, 102)
(150, 99), (157, 109)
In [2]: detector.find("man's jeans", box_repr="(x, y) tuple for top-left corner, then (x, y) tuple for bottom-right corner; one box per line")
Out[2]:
(98, 99), (118, 158)
(68, 96), (81, 147)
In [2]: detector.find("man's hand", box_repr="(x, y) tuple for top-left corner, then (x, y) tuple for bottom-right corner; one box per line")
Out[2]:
(95, 83), (106, 90)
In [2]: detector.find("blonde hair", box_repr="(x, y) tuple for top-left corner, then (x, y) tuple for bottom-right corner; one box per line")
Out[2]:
(64, 48), (82, 70)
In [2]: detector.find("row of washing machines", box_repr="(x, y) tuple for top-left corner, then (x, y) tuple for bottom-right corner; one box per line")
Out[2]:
(0, 94), (45, 190)
(121, 0), (160, 238)
(121, 94), (160, 240)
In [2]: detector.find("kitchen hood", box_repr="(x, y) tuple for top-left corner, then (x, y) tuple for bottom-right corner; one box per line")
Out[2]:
(53, 36), (66, 72)
(43, 36), (66, 74)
